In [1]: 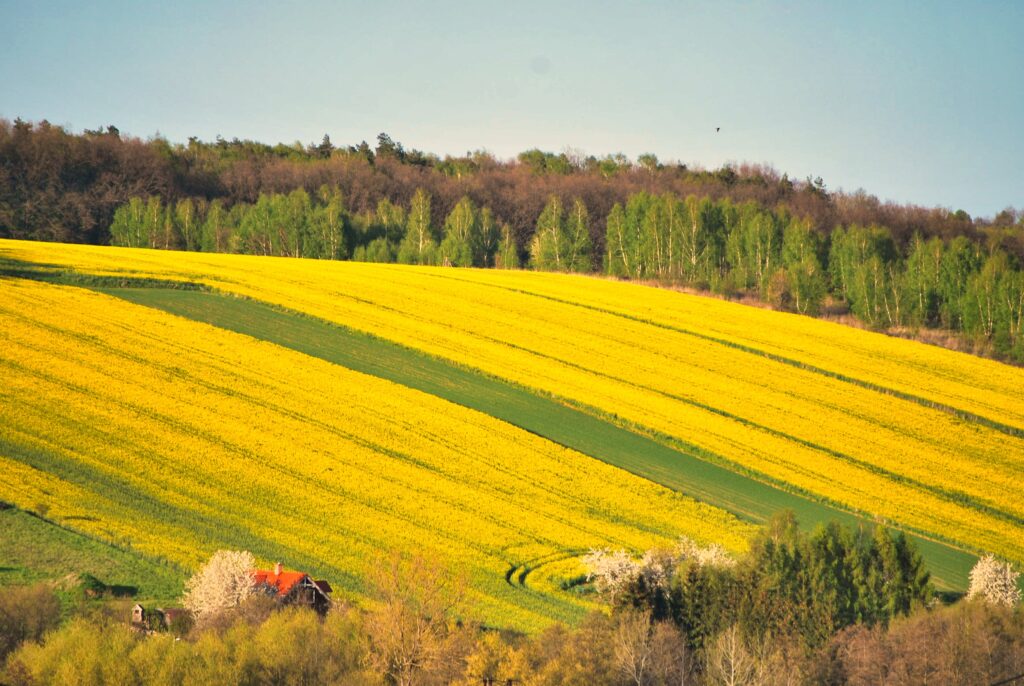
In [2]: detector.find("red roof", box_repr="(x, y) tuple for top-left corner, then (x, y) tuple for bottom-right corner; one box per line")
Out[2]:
(252, 569), (309, 597)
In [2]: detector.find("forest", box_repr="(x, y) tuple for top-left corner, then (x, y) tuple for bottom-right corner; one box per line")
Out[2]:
(1, 118), (1022, 361)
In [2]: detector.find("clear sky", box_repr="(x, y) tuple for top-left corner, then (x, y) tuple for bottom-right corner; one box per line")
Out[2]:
(2, 0), (1021, 217)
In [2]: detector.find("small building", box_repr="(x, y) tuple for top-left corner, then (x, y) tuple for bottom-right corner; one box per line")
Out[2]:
(252, 562), (332, 615)
(130, 604), (189, 632)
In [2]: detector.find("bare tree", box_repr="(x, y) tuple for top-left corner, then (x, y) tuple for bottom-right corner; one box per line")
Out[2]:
(649, 621), (693, 686)
(614, 610), (655, 686)
(705, 625), (758, 686)
(363, 551), (473, 686)
(614, 610), (693, 686)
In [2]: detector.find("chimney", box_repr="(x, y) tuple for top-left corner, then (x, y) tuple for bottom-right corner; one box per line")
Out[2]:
(274, 562), (283, 576)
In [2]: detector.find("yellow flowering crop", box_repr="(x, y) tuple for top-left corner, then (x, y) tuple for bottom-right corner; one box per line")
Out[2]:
(0, 277), (751, 631)
(2, 240), (1022, 565)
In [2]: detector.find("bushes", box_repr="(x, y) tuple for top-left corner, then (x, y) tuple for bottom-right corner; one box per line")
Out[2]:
(0, 584), (61, 663)
(611, 513), (933, 653)
(4, 608), (374, 686)
(6, 597), (1024, 686)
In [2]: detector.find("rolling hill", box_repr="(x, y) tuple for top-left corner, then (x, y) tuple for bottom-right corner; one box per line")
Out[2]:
(2, 239), (1023, 627)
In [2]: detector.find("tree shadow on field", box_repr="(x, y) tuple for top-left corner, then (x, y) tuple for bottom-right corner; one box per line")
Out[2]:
(0, 256), (208, 291)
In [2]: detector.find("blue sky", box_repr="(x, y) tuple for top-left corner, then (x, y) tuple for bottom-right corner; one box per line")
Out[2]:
(2, 1), (1021, 217)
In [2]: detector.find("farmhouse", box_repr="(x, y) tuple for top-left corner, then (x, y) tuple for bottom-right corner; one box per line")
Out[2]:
(253, 562), (332, 615)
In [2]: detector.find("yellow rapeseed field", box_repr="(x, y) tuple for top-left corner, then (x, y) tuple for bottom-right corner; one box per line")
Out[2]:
(0, 278), (752, 631)
(2, 240), (1022, 564)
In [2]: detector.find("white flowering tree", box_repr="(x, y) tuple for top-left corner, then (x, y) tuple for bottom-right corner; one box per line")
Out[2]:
(677, 536), (736, 569)
(582, 549), (640, 605)
(584, 538), (736, 606)
(182, 550), (257, 619)
(967, 554), (1021, 607)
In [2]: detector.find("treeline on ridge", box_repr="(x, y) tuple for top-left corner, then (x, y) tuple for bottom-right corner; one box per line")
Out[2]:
(107, 185), (1024, 362)
(2, 118), (1023, 361)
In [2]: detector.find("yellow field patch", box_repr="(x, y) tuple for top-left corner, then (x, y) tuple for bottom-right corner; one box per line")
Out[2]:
(0, 278), (750, 630)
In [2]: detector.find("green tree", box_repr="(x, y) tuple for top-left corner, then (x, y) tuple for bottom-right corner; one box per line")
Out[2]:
(474, 206), (500, 267)
(239, 193), (276, 255)
(530, 195), (567, 271)
(937, 236), (983, 329)
(829, 225), (900, 327)
(200, 199), (234, 253)
(109, 197), (146, 248)
(439, 196), (478, 267)
(375, 197), (406, 244)
(311, 186), (349, 259)
(605, 202), (632, 277)
(564, 197), (593, 272)
(726, 203), (781, 296)
(902, 234), (945, 327)
(495, 224), (520, 269)
(398, 188), (437, 265)
(781, 217), (826, 314)
(174, 198), (200, 251)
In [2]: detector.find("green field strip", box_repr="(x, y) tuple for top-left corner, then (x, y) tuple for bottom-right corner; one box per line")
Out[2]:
(98, 286), (978, 591)
(470, 335), (1024, 531)
(420, 271), (1024, 439)
(0, 506), (184, 601)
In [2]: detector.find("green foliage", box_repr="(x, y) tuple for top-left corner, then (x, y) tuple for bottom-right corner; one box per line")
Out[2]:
(398, 188), (438, 265)
(780, 217), (826, 314)
(5, 608), (372, 686)
(439, 196), (478, 267)
(103, 176), (1024, 360)
(494, 224), (520, 269)
(619, 511), (934, 652)
(828, 225), (901, 326)
(531, 196), (590, 272)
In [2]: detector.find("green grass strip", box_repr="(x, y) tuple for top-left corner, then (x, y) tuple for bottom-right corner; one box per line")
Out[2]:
(99, 287), (978, 591)
(0, 506), (184, 602)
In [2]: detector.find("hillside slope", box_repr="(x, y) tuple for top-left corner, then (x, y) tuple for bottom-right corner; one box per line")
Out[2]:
(2, 240), (1020, 571)
(0, 278), (749, 630)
